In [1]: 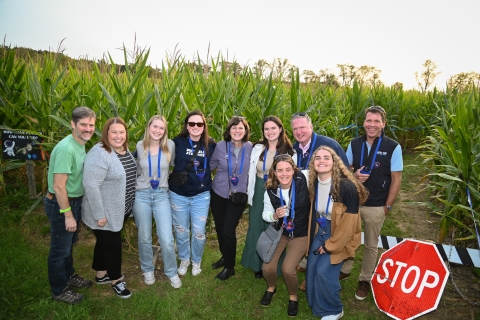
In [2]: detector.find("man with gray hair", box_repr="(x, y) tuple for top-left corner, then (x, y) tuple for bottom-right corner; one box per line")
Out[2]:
(45, 106), (96, 304)
(291, 112), (348, 169)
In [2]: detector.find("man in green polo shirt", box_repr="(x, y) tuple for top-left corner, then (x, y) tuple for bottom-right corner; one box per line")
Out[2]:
(45, 106), (96, 304)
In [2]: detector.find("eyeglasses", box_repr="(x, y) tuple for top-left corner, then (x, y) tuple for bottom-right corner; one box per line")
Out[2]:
(187, 122), (205, 128)
(232, 116), (246, 120)
(292, 112), (309, 119)
(302, 151), (310, 159)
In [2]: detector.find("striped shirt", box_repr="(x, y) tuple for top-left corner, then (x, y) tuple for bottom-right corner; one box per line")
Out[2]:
(116, 151), (137, 216)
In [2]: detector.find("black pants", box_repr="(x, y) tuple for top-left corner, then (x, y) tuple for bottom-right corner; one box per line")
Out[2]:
(210, 190), (246, 268)
(92, 229), (122, 281)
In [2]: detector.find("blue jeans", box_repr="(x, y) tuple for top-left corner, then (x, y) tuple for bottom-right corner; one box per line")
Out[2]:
(169, 190), (210, 264)
(306, 219), (344, 317)
(44, 196), (82, 296)
(133, 187), (177, 278)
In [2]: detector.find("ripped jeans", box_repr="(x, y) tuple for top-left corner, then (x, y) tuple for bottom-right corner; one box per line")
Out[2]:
(169, 190), (210, 264)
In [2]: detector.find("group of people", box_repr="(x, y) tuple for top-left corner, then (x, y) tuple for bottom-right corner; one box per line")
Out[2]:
(45, 106), (403, 319)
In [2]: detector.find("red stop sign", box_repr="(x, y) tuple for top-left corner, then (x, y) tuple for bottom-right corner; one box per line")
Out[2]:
(371, 239), (450, 320)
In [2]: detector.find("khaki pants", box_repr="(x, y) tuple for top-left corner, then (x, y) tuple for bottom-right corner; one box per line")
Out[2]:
(341, 206), (385, 282)
(263, 235), (307, 295)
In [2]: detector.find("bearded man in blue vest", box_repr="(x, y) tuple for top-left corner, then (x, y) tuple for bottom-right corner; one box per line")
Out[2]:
(339, 106), (403, 301)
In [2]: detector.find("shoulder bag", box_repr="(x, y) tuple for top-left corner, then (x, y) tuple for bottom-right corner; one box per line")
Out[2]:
(256, 223), (283, 263)
(169, 144), (200, 186)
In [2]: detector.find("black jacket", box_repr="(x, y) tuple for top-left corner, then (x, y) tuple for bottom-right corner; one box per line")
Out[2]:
(266, 171), (311, 238)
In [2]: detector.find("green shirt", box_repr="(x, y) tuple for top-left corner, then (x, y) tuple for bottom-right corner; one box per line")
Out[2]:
(47, 134), (86, 197)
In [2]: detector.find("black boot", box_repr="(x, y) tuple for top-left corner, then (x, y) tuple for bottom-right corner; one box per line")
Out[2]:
(287, 299), (298, 317)
(211, 257), (224, 269)
(215, 268), (235, 280)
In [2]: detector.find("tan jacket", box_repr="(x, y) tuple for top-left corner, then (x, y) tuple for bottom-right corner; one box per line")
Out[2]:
(307, 201), (362, 264)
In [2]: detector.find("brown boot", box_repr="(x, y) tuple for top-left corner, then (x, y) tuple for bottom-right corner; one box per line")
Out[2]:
(355, 280), (370, 300)
(299, 279), (306, 291)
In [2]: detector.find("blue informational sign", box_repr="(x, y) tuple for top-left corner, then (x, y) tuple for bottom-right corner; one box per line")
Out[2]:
(1, 130), (45, 161)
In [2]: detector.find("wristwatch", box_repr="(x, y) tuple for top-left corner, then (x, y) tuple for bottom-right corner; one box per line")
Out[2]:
(386, 205), (393, 211)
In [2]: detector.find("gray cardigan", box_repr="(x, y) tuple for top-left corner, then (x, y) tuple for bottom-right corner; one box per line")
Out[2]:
(81, 143), (135, 232)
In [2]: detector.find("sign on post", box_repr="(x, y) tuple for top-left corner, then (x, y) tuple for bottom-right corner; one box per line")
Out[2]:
(2, 130), (44, 160)
(371, 239), (450, 320)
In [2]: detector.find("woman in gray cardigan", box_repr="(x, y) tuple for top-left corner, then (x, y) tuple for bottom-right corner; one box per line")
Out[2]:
(82, 117), (136, 299)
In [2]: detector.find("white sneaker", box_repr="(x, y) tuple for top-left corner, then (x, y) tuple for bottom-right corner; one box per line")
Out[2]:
(192, 262), (202, 276)
(169, 274), (182, 289)
(143, 271), (155, 285)
(178, 260), (190, 276)
(321, 309), (344, 320)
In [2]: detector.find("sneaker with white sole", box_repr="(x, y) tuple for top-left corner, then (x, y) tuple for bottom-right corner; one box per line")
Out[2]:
(52, 287), (84, 304)
(178, 260), (190, 276)
(111, 281), (132, 299)
(321, 309), (344, 320)
(143, 271), (155, 285)
(192, 262), (202, 276)
(169, 274), (182, 288)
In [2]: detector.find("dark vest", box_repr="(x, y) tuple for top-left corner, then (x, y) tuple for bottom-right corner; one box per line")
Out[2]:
(266, 171), (311, 238)
(350, 132), (399, 206)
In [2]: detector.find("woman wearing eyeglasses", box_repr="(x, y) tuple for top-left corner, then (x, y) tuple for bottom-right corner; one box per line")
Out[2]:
(305, 146), (368, 319)
(209, 116), (253, 280)
(169, 110), (216, 277)
(260, 155), (310, 317)
(132, 115), (182, 289)
(241, 116), (296, 279)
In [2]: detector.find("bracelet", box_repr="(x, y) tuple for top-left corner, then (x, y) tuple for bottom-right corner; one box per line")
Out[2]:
(59, 207), (71, 214)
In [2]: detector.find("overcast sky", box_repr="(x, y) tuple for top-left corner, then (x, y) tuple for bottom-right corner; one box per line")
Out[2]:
(1, 0), (479, 89)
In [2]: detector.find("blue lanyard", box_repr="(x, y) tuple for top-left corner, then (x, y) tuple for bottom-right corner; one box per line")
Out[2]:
(360, 135), (382, 170)
(227, 142), (245, 177)
(188, 137), (207, 171)
(279, 179), (296, 226)
(263, 147), (278, 181)
(297, 133), (317, 169)
(314, 180), (331, 216)
(148, 149), (161, 178)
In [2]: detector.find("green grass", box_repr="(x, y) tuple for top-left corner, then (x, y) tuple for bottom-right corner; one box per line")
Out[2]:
(0, 154), (431, 319)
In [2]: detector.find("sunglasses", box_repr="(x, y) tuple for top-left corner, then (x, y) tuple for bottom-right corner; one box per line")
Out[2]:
(292, 112), (309, 120)
(274, 154), (292, 161)
(367, 106), (386, 113)
(187, 122), (205, 128)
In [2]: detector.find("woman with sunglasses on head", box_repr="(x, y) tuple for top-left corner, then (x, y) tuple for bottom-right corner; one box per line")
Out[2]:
(209, 116), (253, 280)
(169, 110), (216, 277)
(259, 155), (310, 317)
(305, 146), (368, 319)
(132, 115), (182, 289)
(241, 116), (296, 279)
(82, 117), (136, 299)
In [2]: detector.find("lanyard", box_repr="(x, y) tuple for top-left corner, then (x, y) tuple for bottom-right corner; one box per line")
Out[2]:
(279, 179), (296, 228)
(148, 149), (161, 179)
(360, 135), (382, 170)
(227, 142), (245, 177)
(314, 180), (331, 216)
(297, 133), (317, 169)
(188, 137), (207, 171)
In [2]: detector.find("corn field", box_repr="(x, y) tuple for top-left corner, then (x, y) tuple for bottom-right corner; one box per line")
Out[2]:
(0, 45), (478, 247)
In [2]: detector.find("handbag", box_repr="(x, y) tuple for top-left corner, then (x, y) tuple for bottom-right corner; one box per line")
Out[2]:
(229, 192), (248, 205)
(168, 144), (201, 187)
(256, 223), (283, 263)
